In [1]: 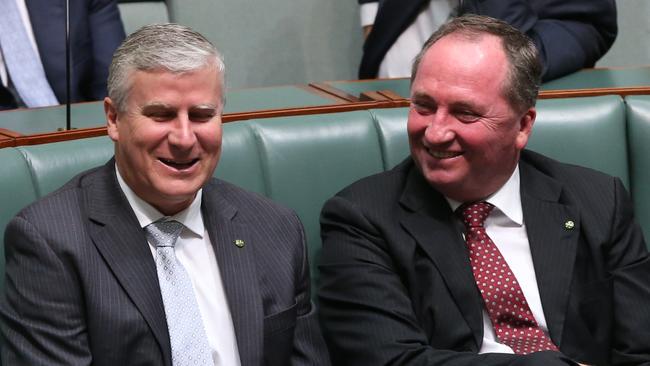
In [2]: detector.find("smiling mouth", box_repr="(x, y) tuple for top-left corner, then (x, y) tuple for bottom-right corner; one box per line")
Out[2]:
(428, 149), (462, 159)
(159, 158), (199, 170)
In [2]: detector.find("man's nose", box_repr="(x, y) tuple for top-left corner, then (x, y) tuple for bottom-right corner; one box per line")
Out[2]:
(424, 111), (455, 144)
(168, 116), (197, 149)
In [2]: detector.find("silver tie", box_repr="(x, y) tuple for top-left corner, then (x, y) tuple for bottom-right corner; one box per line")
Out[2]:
(0, 0), (58, 107)
(145, 220), (213, 366)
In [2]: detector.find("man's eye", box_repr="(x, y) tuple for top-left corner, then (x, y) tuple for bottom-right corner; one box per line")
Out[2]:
(190, 112), (216, 122)
(412, 103), (435, 115)
(456, 111), (480, 123)
(146, 112), (175, 121)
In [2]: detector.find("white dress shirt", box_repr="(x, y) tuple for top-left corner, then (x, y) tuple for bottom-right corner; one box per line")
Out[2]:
(0, 0), (42, 87)
(446, 166), (553, 353)
(116, 166), (241, 366)
(360, 0), (459, 78)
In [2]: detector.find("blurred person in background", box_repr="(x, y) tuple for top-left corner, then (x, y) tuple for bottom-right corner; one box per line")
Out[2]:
(0, 0), (125, 110)
(358, 0), (617, 82)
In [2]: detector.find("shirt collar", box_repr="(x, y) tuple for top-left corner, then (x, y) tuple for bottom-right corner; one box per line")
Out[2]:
(445, 165), (523, 225)
(115, 164), (205, 237)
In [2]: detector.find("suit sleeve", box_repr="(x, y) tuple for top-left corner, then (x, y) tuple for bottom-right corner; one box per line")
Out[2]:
(88, 0), (126, 99)
(462, 0), (617, 81)
(607, 178), (650, 364)
(318, 195), (575, 366)
(289, 214), (332, 366)
(1, 215), (92, 365)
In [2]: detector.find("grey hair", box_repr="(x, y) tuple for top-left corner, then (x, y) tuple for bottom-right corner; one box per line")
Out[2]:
(411, 14), (541, 112)
(107, 23), (225, 112)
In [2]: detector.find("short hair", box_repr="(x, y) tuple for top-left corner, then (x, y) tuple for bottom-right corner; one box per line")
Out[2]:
(107, 23), (225, 112)
(411, 14), (542, 112)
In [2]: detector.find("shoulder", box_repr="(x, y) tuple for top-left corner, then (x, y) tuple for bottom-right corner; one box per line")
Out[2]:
(202, 178), (304, 238)
(16, 164), (106, 221)
(205, 178), (297, 218)
(334, 158), (412, 203)
(519, 150), (626, 221)
(520, 149), (618, 188)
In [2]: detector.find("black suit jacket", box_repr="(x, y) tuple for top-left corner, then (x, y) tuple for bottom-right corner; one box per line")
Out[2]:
(319, 151), (650, 365)
(0, 0), (125, 109)
(1, 160), (330, 366)
(358, 0), (617, 81)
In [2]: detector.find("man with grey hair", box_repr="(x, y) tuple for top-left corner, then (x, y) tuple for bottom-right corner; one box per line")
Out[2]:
(1, 23), (330, 366)
(319, 15), (650, 366)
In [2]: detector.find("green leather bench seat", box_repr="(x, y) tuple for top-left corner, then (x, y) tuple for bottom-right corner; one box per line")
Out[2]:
(323, 79), (411, 99)
(0, 103), (103, 135)
(528, 96), (629, 187)
(541, 67), (650, 91)
(224, 86), (344, 114)
(2, 95), (648, 298)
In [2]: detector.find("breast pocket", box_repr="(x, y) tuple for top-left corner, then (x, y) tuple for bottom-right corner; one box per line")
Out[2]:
(263, 301), (297, 365)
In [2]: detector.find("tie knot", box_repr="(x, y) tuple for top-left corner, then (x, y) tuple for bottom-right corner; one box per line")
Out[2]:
(145, 220), (184, 248)
(460, 201), (494, 228)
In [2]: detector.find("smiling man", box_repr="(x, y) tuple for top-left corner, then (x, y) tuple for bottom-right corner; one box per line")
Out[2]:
(1, 24), (330, 366)
(318, 15), (650, 366)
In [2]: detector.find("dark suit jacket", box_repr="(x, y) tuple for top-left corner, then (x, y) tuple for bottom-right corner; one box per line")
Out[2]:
(0, 0), (125, 109)
(1, 160), (330, 366)
(358, 0), (617, 82)
(319, 150), (650, 365)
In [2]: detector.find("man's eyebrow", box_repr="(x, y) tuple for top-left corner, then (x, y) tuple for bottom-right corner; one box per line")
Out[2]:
(140, 102), (174, 112)
(190, 104), (220, 111)
(449, 101), (479, 111)
(411, 92), (436, 105)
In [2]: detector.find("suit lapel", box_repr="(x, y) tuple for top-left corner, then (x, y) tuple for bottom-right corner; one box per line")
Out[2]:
(86, 162), (172, 365)
(202, 181), (263, 366)
(520, 160), (580, 347)
(398, 167), (485, 348)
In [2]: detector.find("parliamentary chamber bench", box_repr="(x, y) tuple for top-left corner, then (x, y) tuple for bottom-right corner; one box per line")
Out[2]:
(1, 95), (650, 300)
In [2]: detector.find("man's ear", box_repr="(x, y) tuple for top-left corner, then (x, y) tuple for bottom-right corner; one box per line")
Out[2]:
(105, 97), (119, 142)
(515, 107), (536, 150)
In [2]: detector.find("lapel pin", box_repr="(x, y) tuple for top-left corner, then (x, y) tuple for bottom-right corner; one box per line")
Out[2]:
(564, 220), (575, 230)
(234, 239), (245, 248)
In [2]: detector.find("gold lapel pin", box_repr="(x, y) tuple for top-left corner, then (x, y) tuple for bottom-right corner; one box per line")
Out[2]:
(234, 239), (245, 248)
(564, 220), (575, 230)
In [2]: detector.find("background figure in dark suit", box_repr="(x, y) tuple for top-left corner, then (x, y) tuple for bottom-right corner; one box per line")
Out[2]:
(358, 0), (617, 81)
(1, 23), (330, 366)
(320, 15), (650, 365)
(0, 0), (125, 110)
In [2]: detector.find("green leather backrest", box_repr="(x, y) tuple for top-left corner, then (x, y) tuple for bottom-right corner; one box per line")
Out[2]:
(529, 95), (629, 188)
(0, 148), (38, 291)
(625, 96), (650, 241)
(369, 107), (411, 170)
(16, 137), (115, 197)
(214, 121), (266, 195)
(248, 111), (384, 290)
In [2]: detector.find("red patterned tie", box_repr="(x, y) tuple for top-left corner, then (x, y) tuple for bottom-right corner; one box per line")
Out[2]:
(460, 201), (559, 354)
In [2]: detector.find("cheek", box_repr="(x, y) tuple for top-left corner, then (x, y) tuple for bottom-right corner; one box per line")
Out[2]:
(407, 113), (427, 139)
(197, 125), (223, 153)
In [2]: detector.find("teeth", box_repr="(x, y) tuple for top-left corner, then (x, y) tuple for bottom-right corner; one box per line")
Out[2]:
(160, 158), (198, 169)
(429, 150), (461, 159)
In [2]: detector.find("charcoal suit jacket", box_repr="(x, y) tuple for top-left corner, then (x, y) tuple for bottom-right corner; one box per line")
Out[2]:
(319, 150), (650, 365)
(1, 160), (331, 366)
(358, 0), (617, 81)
